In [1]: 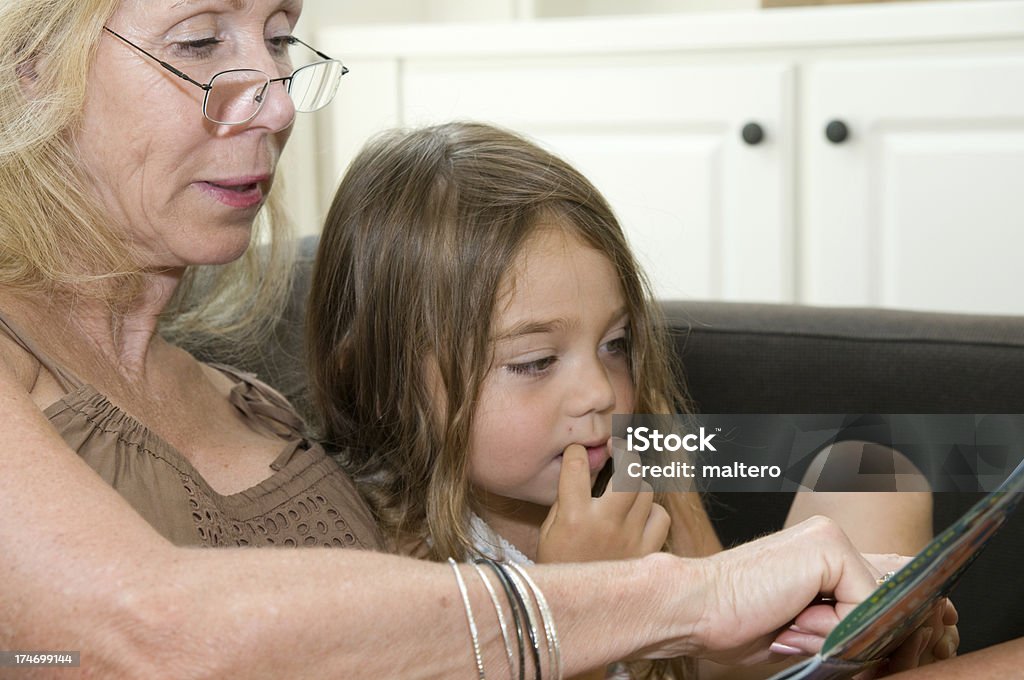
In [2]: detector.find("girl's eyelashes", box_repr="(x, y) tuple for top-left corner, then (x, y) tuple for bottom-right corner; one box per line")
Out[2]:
(601, 325), (631, 357)
(500, 325), (630, 377)
(505, 355), (557, 377)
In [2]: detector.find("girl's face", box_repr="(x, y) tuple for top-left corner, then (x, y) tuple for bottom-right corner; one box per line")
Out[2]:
(77, 0), (301, 269)
(468, 222), (636, 508)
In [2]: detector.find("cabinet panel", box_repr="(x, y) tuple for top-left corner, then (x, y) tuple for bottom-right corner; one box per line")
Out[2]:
(318, 5), (1024, 312)
(880, 131), (1024, 314)
(802, 56), (1024, 313)
(539, 130), (721, 299)
(401, 59), (794, 300)
(321, 59), (402, 198)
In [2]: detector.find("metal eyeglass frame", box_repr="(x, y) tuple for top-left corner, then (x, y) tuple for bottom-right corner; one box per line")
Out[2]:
(102, 26), (348, 125)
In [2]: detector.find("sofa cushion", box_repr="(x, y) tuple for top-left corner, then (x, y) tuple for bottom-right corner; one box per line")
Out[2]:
(665, 300), (1024, 414)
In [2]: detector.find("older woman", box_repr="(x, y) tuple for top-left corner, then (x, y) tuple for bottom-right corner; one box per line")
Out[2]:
(0, 0), (962, 678)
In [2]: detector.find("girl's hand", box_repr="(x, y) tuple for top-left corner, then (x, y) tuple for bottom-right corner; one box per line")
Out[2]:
(856, 555), (959, 674)
(860, 556), (959, 670)
(862, 598), (959, 677)
(921, 598), (960, 662)
(537, 443), (669, 563)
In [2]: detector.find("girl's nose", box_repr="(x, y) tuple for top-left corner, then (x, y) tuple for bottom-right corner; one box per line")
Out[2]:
(567, 357), (618, 417)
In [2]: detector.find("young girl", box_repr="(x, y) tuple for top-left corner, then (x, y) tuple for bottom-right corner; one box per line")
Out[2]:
(306, 122), (947, 679)
(307, 121), (708, 678)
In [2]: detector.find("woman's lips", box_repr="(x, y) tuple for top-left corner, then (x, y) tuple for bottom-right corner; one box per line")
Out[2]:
(196, 178), (267, 209)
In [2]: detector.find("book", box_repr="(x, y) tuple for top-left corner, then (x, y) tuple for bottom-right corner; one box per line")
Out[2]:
(768, 455), (1024, 679)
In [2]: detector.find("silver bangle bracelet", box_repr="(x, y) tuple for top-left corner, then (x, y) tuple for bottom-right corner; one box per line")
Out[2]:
(504, 565), (546, 680)
(473, 562), (518, 679)
(476, 558), (527, 680)
(449, 558), (487, 679)
(508, 563), (562, 680)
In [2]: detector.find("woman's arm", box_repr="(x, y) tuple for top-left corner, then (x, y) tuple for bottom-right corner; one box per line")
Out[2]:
(1, 360), (881, 679)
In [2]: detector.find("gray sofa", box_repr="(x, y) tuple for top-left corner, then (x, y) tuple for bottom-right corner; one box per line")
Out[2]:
(662, 300), (1024, 654)
(214, 236), (1024, 655)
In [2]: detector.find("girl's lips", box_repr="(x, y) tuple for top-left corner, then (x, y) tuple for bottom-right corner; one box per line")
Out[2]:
(195, 179), (266, 209)
(584, 444), (610, 472)
(556, 441), (611, 472)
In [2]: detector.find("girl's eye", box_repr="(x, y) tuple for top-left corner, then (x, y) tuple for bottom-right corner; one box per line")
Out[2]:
(506, 356), (557, 377)
(603, 335), (630, 357)
(173, 37), (222, 58)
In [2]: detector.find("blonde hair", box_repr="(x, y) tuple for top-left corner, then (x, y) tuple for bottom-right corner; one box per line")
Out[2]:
(0, 0), (293, 348)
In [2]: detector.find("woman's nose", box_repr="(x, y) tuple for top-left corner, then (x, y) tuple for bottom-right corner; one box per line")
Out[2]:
(235, 44), (297, 132)
(246, 77), (296, 132)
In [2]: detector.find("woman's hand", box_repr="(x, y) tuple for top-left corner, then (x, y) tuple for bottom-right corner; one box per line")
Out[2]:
(537, 443), (669, 563)
(771, 553), (960, 676)
(666, 516), (880, 666)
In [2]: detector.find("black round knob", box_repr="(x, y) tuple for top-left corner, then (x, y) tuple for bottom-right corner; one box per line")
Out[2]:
(825, 120), (849, 144)
(741, 122), (765, 146)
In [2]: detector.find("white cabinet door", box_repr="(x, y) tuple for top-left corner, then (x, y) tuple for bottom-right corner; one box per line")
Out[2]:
(802, 56), (1024, 314)
(394, 58), (795, 301)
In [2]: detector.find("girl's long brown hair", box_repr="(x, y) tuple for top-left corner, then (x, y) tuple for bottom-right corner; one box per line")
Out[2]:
(308, 122), (700, 678)
(309, 121), (691, 552)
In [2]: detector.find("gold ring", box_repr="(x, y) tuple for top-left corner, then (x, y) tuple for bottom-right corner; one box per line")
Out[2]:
(876, 570), (897, 585)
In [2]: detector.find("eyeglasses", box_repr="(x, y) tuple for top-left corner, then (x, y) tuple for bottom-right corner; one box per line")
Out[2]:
(102, 27), (348, 126)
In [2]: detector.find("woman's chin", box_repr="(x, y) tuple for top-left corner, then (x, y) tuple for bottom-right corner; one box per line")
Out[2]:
(158, 229), (255, 268)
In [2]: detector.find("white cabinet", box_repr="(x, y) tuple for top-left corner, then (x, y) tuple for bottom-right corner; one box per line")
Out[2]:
(802, 56), (1024, 314)
(400, 59), (794, 301)
(315, 1), (1024, 313)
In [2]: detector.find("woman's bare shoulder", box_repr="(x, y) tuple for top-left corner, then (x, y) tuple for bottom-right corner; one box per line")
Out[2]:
(0, 329), (40, 393)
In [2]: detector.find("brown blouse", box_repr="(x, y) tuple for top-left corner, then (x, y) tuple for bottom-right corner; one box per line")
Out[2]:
(0, 311), (382, 550)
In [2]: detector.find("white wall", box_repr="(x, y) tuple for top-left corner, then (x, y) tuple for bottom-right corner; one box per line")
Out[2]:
(295, 0), (763, 29)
